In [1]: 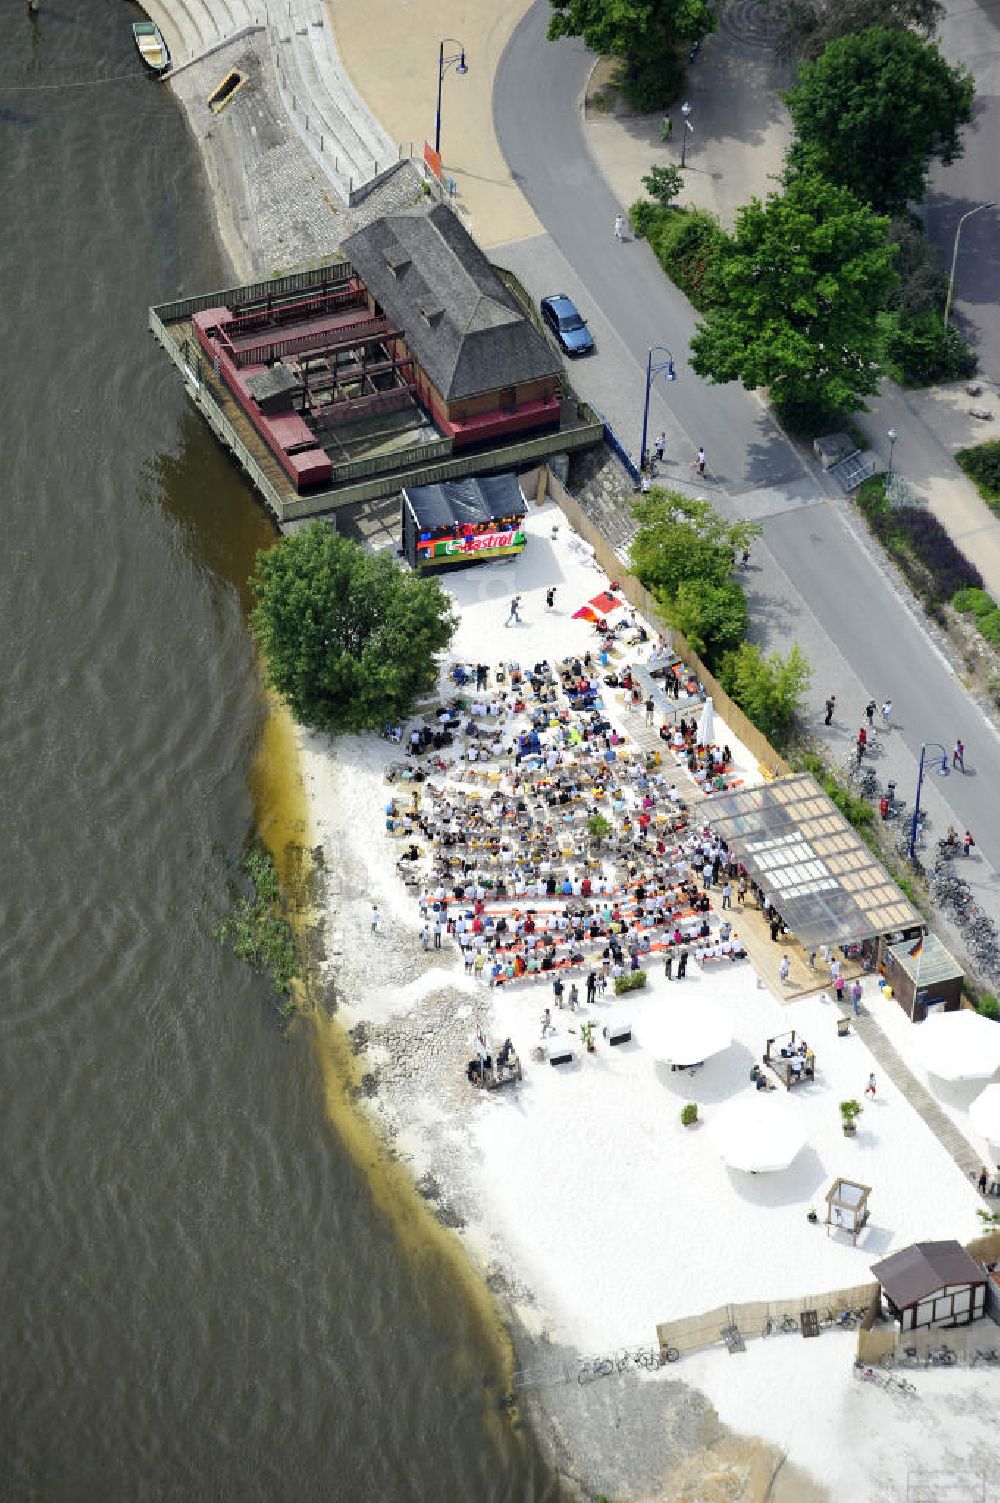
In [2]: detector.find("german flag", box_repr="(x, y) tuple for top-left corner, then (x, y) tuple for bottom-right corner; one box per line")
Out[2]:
(908, 935), (924, 959)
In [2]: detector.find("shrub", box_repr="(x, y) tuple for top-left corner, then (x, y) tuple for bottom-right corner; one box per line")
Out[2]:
(614, 969), (648, 995)
(588, 812), (612, 843)
(681, 1102), (699, 1126)
(978, 610), (1000, 648)
(718, 642), (811, 749)
(953, 587), (996, 617)
(956, 440), (1000, 503)
(630, 199), (659, 239)
(977, 994), (999, 1021)
(634, 205), (725, 311)
(855, 479), (983, 606)
(879, 308), (975, 386)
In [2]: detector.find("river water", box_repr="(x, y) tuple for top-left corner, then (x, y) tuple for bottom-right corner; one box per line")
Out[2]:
(0, 8), (558, 1499)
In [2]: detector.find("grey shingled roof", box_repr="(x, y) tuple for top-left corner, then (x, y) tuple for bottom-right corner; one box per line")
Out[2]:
(342, 203), (560, 401)
(871, 1240), (985, 1308)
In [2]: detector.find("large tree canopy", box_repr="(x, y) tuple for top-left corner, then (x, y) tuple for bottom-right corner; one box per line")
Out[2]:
(689, 169), (898, 428)
(250, 523), (456, 734)
(785, 28), (974, 214)
(548, 0), (715, 107)
(780, 0), (944, 63)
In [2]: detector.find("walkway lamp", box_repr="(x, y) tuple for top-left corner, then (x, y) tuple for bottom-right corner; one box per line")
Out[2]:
(640, 345), (677, 474)
(680, 101), (693, 168)
(908, 742), (949, 861)
(435, 39), (468, 159)
(943, 202), (994, 330)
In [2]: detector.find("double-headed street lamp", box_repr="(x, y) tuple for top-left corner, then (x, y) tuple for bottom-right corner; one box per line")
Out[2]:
(680, 100), (693, 168)
(943, 201), (994, 330)
(640, 345), (677, 473)
(908, 741), (950, 861)
(434, 38), (468, 158)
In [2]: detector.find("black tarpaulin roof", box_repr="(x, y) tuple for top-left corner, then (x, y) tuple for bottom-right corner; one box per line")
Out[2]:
(403, 474), (526, 532)
(705, 773), (922, 948)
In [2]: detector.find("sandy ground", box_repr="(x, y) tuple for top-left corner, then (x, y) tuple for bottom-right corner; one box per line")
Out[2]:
(328, 0), (542, 249)
(297, 500), (1000, 1500)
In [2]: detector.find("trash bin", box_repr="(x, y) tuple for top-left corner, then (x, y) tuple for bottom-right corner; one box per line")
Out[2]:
(837, 1016), (850, 1038)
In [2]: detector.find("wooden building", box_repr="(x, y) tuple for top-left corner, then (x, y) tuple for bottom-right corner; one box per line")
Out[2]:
(882, 933), (964, 1022)
(342, 205), (562, 449)
(872, 1240), (987, 1331)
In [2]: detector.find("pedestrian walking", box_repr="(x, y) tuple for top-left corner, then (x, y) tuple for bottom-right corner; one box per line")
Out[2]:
(421, 923), (431, 951)
(865, 699), (877, 726)
(865, 1073), (877, 1100)
(645, 695), (655, 726)
(739, 545), (751, 568)
(614, 212), (624, 241)
(371, 903), (380, 933)
(851, 980), (863, 1017)
(677, 947), (689, 979)
(737, 875), (747, 905)
(834, 975), (845, 1005)
(823, 694), (836, 726)
(544, 586), (556, 611)
(654, 431), (666, 464)
(978, 1166), (989, 1194)
(963, 829), (975, 857)
(953, 739), (965, 771)
(433, 917), (443, 949)
(585, 969), (597, 1005)
(721, 882), (732, 910)
(664, 950), (673, 980)
(692, 446), (706, 476)
(779, 954), (791, 985)
(553, 975), (565, 1007)
(505, 595), (521, 627)
(541, 1007), (554, 1037)
(661, 114), (672, 142)
(881, 698), (892, 726)
(568, 982), (579, 1011)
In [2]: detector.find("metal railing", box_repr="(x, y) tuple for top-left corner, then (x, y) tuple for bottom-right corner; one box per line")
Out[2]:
(152, 260), (353, 326)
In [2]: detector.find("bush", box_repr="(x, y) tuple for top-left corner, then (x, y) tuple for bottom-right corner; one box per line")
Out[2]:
(630, 199), (659, 240)
(956, 440), (1000, 503)
(879, 308), (976, 387)
(978, 610), (1000, 648)
(953, 586), (996, 617)
(588, 812), (611, 843)
(681, 1102), (699, 1126)
(798, 752), (874, 828)
(855, 478), (983, 606)
(977, 993), (999, 1021)
(718, 642), (811, 750)
(614, 969), (648, 995)
(634, 205), (725, 311)
(620, 50), (684, 112)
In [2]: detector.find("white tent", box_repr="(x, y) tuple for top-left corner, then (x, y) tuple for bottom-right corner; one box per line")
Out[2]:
(696, 696), (715, 748)
(708, 1095), (807, 1173)
(969, 1083), (1000, 1144)
(913, 1010), (1000, 1082)
(638, 1001), (732, 1067)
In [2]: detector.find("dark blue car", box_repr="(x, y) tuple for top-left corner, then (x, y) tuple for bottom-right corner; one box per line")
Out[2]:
(540, 294), (595, 356)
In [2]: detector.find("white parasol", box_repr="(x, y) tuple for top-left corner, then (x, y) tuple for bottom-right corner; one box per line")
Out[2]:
(696, 696), (715, 747)
(913, 1010), (1000, 1082)
(969, 1083), (1000, 1144)
(638, 1000), (732, 1067)
(708, 1094), (807, 1173)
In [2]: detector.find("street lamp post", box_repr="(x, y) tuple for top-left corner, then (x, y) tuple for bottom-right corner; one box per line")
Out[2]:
(908, 741), (950, 861)
(943, 201), (994, 330)
(887, 427), (897, 479)
(640, 345), (677, 473)
(434, 38), (468, 159)
(680, 100), (692, 169)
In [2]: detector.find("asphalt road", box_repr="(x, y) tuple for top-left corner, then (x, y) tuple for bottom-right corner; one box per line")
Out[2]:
(493, 1), (1000, 956)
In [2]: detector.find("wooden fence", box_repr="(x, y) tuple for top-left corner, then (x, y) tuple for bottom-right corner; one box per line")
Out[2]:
(543, 467), (789, 779)
(656, 1282), (879, 1359)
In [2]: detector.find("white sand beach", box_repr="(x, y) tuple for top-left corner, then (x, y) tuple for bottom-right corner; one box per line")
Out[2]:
(298, 498), (1000, 1499)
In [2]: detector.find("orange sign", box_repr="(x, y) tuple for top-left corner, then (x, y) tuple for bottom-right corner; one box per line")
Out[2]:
(423, 140), (442, 180)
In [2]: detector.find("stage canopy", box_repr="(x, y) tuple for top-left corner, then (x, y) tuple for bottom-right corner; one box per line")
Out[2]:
(705, 773), (921, 950)
(402, 474), (527, 568)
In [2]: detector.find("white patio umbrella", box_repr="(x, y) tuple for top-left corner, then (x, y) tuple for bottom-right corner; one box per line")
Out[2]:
(638, 1000), (732, 1067)
(969, 1083), (1000, 1144)
(708, 1095), (807, 1174)
(913, 1010), (1000, 1083)
(696, 696), (715, 747)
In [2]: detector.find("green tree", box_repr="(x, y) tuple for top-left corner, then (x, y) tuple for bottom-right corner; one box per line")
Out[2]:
(785, 29), (974, 214)
(641, 163), (683, 209)
(630, 490), (760, 600)
(780, 0), (944, 63)
(689, 170), (898, 429)
(250, 523), (456, 734)
(666, 578), (748, 667)
(547, 0), (715, 109)
(719, 643), (812, 748)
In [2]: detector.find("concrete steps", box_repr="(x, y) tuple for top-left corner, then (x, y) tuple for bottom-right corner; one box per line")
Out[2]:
(307, 14), (395, 177)
(277, 21), (369, 185)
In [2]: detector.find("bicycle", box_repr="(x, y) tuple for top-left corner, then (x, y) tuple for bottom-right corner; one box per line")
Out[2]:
(762, 1313), (799, 1337)
(925, 1345), (956, 1367)
(577, 1356), (614, 1384)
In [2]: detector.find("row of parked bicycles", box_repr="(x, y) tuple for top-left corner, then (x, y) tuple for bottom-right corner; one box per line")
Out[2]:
(577, 1345), (679, 1383)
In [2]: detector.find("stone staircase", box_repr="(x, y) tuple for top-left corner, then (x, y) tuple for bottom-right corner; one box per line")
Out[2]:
(145, 0), (264, 68)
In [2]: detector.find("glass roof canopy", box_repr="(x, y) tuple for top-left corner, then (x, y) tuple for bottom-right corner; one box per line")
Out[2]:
(707, 774), (922, 948)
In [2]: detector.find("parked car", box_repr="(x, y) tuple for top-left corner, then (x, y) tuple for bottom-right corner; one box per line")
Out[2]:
(540, 294), (595, 356)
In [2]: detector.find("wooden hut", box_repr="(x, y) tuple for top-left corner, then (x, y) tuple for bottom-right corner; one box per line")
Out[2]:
(883, 933), (963, 1022)
(871, 1240), (987, 1331)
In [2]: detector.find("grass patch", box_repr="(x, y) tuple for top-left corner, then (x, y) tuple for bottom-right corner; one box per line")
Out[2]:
(215, 838), (300, 1015)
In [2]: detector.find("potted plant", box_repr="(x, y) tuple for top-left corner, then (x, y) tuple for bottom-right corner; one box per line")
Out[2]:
(580, 1020), (597, 1053)
(840, 1100), (863, 1137)
(681, 1102), (699, 1128)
